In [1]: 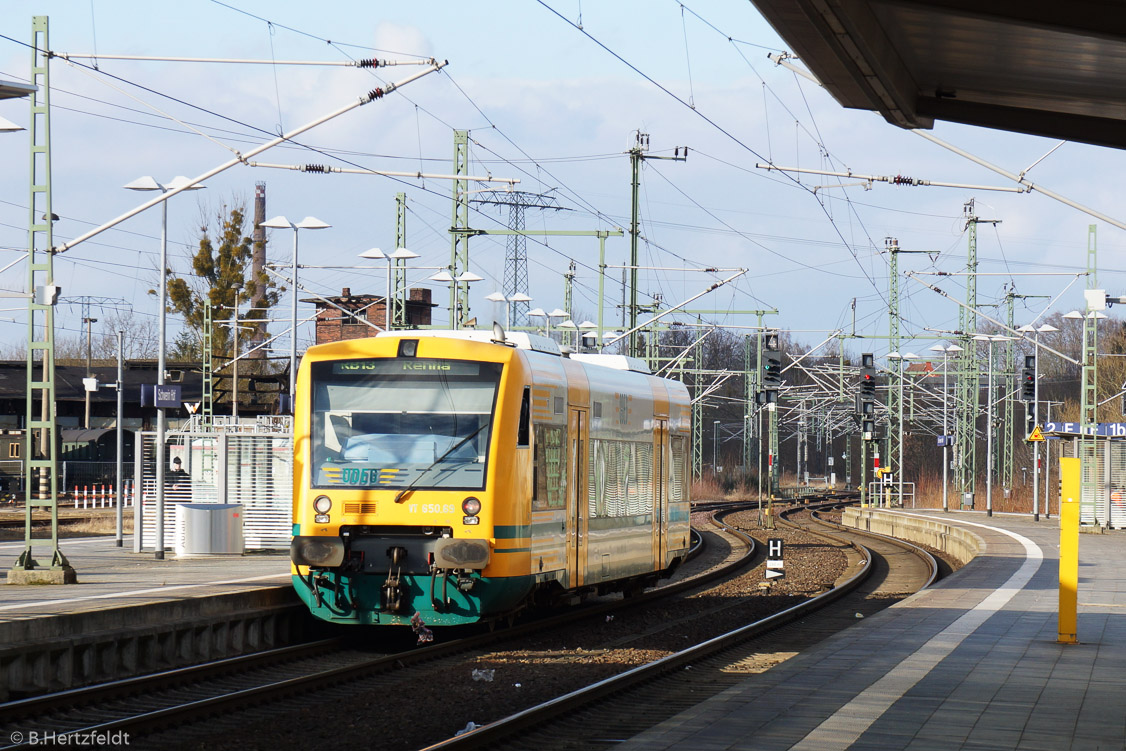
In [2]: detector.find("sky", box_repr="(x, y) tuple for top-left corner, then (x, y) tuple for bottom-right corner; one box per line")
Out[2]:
(2, 0), (1125, 367)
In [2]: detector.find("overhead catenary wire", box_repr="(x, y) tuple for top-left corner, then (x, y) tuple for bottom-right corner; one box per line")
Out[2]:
(53, 61), (447, 254)
(54, 53), (435, 67)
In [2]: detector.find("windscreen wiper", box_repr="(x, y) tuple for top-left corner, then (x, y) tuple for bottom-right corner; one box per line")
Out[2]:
(393, 420), (491, 504)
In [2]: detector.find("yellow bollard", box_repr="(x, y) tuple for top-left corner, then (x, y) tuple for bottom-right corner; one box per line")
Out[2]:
(1058, 457), (1079, 644)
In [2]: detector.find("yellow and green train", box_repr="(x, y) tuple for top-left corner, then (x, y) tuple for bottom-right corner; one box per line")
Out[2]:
(290, 328), (692, 626)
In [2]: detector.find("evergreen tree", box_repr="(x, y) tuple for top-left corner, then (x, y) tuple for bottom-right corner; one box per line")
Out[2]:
(164, 202), (280, 367)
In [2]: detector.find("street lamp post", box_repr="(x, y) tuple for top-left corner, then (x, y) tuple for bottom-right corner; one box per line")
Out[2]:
(547, 308), (567, 341)
(527, 307), (548, 335)
(485, 291), (532, 331)
(1045, 400), (1062, 518)
(930, 343), (962, 512)
(431, 270), (483, 328)
(230, 283), (241, 421)
(900, 351), (919, 506)
(1019, 322), (1058, 521)
(261, 215), (330, 408)
(713, 420), (720, 474)
(360, 247), (420, 330)
(83, 314), (97, 429)
(577, 320), (598, 351)
(115, 329), (124, 547)
(124, 176), (203, 560)
(558, 318), (578, 348)
(975, 334), (1013, 517)
(973, 335), (994, 516)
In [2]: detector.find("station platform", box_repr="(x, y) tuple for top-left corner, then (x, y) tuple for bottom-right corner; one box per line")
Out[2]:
(619, 510), (1126, 751)
(0, 534), (301, 699)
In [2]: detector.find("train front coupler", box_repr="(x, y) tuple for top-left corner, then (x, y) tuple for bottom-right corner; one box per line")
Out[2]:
(381, 546), (409, 613)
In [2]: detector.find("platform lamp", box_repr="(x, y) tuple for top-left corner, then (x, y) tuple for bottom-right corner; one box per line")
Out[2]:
(527, 308), (548, 335)
(547, 309), (568, 342)
(578, 320), (598, 351)
(359, 247), (419, 331)
(558, 318), (578, 349)
(125, 176), (204, 560)
(485, 291), (532, 331)
(261, 215), (330, 408)
(430, 269), (484, 329)
(0, 77), (35, 131)
(430, 270), (483, 328)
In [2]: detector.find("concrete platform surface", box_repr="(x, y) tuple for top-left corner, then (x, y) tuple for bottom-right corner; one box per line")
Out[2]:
(0, 534), (300, 699)
(618, 511), (1126, 751)
(0, 534), (291, 621)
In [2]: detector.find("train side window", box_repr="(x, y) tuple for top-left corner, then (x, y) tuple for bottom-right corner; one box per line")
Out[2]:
(518, 387), (530, 447)
(8, 442), (19, 459)
(533, 424), (567, 510)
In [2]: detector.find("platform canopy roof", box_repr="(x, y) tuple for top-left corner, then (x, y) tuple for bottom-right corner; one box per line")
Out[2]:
(750, 0), (1126, 149)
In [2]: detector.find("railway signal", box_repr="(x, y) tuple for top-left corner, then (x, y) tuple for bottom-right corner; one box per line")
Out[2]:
(763, 349), (783, 387)
(1021, 355), (1036, 402)
(858, 353), (877, 439)
(761, 338), (783, 403)
(859, 352), (876, 398)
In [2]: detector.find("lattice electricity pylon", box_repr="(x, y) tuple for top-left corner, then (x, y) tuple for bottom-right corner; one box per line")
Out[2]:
(955, 200), (982, 504)
(392, 192), (408, 329)
(59, 296), (132, 338)
(202, 303), (214, 428)
(1080, 224), (1099, 523)
(692, 340), (703, 478)
(471, 190), (562, 329)
(17, 16), (69, 574)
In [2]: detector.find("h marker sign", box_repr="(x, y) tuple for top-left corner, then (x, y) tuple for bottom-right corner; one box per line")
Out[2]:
(766, 538), (785, 580)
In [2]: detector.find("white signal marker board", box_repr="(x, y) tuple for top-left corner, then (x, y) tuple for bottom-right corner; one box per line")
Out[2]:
(766, 538), (785, 580)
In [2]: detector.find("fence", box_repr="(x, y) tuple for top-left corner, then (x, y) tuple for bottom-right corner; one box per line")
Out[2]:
(1060, 438), (1126, 528)
(134, 428), (293, 552)
(0, 460), (135, 505)
(777, 486), (825, 500)
(62, 460), (134, 491)
(866, 481), (916, 509)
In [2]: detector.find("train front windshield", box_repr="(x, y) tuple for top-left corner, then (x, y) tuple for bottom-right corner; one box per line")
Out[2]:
(310, 358), (502, 490)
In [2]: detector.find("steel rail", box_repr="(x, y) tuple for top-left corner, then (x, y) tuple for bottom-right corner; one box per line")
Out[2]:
(0, 510), (756, 748)
(422, 497), (876, 750)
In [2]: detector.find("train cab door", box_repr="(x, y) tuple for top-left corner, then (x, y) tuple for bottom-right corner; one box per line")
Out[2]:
(653, 419), (668, 567)
(567, 407), (589, 588)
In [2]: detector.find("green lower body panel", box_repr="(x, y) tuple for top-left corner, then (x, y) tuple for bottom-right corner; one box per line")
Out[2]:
(292, 571), (535, 627)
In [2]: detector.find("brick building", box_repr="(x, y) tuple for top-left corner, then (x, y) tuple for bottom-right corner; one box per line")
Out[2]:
(310, 287), (436, 345)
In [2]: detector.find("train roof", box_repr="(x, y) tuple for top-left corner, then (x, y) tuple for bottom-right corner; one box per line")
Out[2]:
(375, 329), (653, 374)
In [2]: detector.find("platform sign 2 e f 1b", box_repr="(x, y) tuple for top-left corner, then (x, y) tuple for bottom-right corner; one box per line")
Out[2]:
(766, 538), (785, 580)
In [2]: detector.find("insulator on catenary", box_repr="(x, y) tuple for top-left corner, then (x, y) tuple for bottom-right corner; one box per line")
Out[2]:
(355, 58), (381, 68)
(891, 174), (918, 185)
(301, 165), (329, 173)
(367, 87), (385, 100)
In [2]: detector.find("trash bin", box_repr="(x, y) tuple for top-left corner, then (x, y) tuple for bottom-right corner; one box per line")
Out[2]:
(962, 492), (975, 509)
(175, 503), (244, 556)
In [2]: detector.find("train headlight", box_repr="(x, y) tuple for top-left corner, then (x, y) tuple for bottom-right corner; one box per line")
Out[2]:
(462, 496), (481, 517)
(291, 536), (345, 567)
(313, 496), (332, 514)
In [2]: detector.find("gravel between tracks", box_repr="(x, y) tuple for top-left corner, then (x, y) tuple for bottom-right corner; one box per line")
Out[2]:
(169, 511), (848, 751)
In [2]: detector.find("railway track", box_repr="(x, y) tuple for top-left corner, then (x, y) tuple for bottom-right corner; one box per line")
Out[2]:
(421, 496), (939, 750)
(0, 509), (753, 750)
